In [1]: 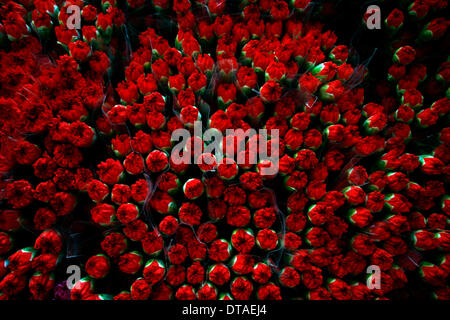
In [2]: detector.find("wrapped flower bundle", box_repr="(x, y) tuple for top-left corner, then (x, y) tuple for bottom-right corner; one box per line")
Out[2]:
(0, 0), (448, 301)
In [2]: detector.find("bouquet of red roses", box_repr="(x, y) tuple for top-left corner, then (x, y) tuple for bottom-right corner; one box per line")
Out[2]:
(0, 0), (448, 300)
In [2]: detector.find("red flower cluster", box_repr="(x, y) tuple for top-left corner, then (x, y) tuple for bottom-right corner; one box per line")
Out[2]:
(0, 0), (448, 300)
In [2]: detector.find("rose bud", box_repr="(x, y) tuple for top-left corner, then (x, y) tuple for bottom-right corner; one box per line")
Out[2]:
(363, 112), (387, 135)
(442, 195), (450, 216)
(99, 232), (127, 259)
(85, 254), (110, 279)
(4, 11), (30, 42)
(217, 157), (239, 180)
(127, 179), (147, 205)
(217, 83), (236, 108)
(229, 254), (255, 276)
(196, 153), (217, 173)
(197, 282), (217, 300)
(29, 271), (55, 300)
(187, 70), (207, 94)
(432, 287), (450, 300)
(328, 45), (348, 64)
(257, 282), (282, 300)
(156, 172), (180, 195)
(82, 26), (99, 46)
(70, 277), (95, 300)
(435, 232), (450, 251)
(311, 62), (337, 83)
(126, 0), (146, 9)
(319, 80), (344, 102)
(430, 98), (450, 117)
(69, 121), (96, 148)
(347, 207), (373, 228)
(111, 134), (132, 158)
(0, 232), (12, 255)
(342, 186), (366, 206)
(150, 190), (177, 215)
(208, 239), (232, 262)
(419, 262), (447, 287)
(421, 17), (449, 41)
(265, 61), (286, 82)
(166, 264), (185, 287)
(131, 278), (151, 301)
(196, 53), (214, 77)
(217, 53), (238, 79)
(384, 8), (404, 32)
(236, 66), (257, 96)
(248, 261), (272, 286)
(386, 172), (409, 192)
(147, 111), (166, 130)
(168, 74), (185, 94)
(7, 247), (36, 274)
(435, 62), (450, 84)
(158, 215), (179, 237)
(416, 108), (439, 128)
(256, 228), (278, 251)
(151, 58), (170, 84)
(260, 80), (282, 103)
(419, 155), (444, 175)
(394, 104), (415, 123)
(256, 160), (278, 180)
(294, 149), (318, 170)
(143, 259), (165, 285)
(282, 232), (302, 251)
(180, 105), (201, 127)
(402, 89), (423, 108)
(175, 284), (196, 300)
(146, 150), (169, 173)
(91, 203), (115, 226)
(365, 191), (385, 213)
(303, 129), (323, 150)
(346, 165), (368, 186)
(34, 229), (63, 255)
(31, 9), (52, 40)
(123, 152), (144, 175)
(306, 181), (327, 201)
(178, 202), (203, 226)
(278, 266), (301, 288)
(393, 46), (416, 65)
(206, 263), (231, 287)
(412, 230), (439, 251)
(186, 260), (206, 285)
(231, 228), (255, 254)
(168, 243), (188, 265)
(283, 170), (307, 193)
(96, 114), (114, 136)
(183, 178), (204, 200)
(118, 251), (143, 275)
(306, 202), (332, 226)
(137, 74), (157, 96)
(408, 1), (430, 20)
(68, 40), (91, 62)
(230, 276), (253, 300)
(96, 159), (124, 185)
(320, 104), (340, 125)
(116, 203), (139, 224)
(388, 64), (406, 82)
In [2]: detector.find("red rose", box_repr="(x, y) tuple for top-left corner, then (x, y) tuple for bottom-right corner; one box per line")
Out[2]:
(85, 255), (110, 279)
